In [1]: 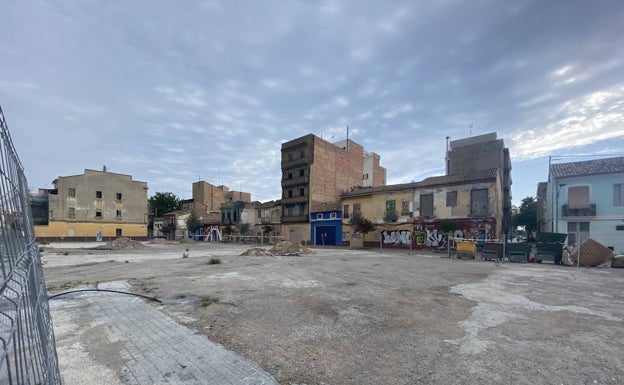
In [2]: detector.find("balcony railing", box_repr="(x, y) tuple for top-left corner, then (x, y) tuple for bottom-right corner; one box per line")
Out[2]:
(383, 211), (398, 222)
(562, 204), (596, 217)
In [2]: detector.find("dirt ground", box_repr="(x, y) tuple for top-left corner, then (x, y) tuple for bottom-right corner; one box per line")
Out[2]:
(42, 241), (624, 385)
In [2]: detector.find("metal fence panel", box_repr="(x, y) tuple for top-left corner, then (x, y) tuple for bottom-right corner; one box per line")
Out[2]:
(0, 106), (61, 384)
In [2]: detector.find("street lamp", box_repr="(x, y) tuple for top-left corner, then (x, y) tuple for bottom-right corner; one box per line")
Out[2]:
(555, 183), (567, 233)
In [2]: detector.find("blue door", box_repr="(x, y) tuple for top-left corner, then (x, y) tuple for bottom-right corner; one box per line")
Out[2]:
(315, 226), (336, 245)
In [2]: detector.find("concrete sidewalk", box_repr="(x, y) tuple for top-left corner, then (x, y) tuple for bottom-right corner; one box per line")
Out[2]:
(50, 282), (277, 385)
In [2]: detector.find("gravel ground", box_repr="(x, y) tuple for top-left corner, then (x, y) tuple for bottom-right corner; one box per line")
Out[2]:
(42, 241), (624, 385)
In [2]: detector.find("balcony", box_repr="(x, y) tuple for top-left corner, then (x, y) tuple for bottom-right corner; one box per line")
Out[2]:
(281, 156), (310, 167)
(383, 211), (398, 222)
(562, 204), (596, 217)
(281, 175), (309, 187)
(281, 196), (308, 205)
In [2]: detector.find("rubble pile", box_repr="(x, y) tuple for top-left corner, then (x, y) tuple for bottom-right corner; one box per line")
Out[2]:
(562, 238), (614, 267)
(240, 247), (273, 256)
(149, 238), (170, 244)
(269, 241), (314, 256)
(94, 237), (145, 250)
(179, 238), (197, 244)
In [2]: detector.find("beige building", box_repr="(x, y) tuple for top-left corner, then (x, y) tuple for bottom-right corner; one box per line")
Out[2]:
(34, 169), (148, 240)
(341, 132), (512, 248)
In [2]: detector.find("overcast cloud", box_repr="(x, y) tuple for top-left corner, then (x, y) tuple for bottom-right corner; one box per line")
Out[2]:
(2, 0), (623, 204)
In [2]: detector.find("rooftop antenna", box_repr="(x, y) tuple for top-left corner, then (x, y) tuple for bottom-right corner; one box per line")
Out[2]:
(103, 165), (107, 172)
(469, 123), (473, 137)
(346, 125), (349, 151)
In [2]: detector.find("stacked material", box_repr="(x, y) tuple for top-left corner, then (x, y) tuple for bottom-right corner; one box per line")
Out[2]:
(94, 237), (145, 250)
(269, 241), (315, 256)
(562, 238), (614, 267)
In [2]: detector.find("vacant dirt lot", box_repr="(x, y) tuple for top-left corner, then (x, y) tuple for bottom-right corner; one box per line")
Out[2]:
(42, 241), (624, 384)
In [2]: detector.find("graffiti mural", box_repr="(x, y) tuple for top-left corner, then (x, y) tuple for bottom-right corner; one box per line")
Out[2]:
(426, 229), (443, 247)
(413, 217), (497, 249)
(382, 230), (412, 245)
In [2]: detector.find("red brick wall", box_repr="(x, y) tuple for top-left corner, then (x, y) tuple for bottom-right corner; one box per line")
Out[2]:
(310, 137), (363, 212)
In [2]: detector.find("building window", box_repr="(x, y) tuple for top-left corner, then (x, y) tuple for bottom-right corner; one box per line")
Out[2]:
(317, 213), (323, 219)
(567, 222), (590, 246)
(353, 203), (361, 218)
(300, 150), (305, 159)
(288, 190), (293, 198)
(287, 172), (293, 179)
(385, 200), (397, 222)
(568, 186), (589, 208)
(470, 188), (489, 216)
(330, 212), (337, 219)
(446, 191), (457, 207)
(299, 168), (305, 177)
(401, 200), (411, 216)
(288, 153), (293, 161)
(300, 188), (305, 196)
(257, 209), (262, 219)
(614, 184), (624, 206)
(116, 192), (123, 201)
(116, 210), (122, 218)
(68, 207), (76, 217)
(95, 211), (102, 218)
(420, 194), (434, 217)
(616, 225), (624, 231)
(68, 188), (76, 197)
(96, 191), (102, 199)
(363, 173), (369, 180)
(116, 228), (122, 237)
(343, 205), (350, 219)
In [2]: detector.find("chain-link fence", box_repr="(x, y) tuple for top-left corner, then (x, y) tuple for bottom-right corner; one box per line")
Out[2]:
(0, 106), (61, 384)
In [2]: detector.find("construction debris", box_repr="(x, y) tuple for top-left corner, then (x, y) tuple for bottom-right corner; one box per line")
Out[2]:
(562, 238), (614, 267)
(240, 248), (273, 256)
(178, 238), (196, 244)
(269, 241), (314, 256)
(94, 237), (145, 250)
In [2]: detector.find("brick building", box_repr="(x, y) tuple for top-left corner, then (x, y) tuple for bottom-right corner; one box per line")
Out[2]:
(280, 134), (386, 244)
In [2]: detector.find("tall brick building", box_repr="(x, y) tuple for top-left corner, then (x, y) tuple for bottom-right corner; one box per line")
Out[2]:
(280, 134), (386, 244)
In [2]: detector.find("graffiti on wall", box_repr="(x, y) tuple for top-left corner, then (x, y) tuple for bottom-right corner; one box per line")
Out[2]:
(382, 230), (411, 245)
(413, 218), (497, 248)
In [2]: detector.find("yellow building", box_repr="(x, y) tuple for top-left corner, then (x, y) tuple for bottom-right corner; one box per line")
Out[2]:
(33, 169), (148, 240)
(342, 169), (503, 248)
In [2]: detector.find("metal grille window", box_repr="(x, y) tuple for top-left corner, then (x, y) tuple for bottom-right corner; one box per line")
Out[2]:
(68, 207), (76, 217)
(353, 203), (361, 218)
(343, 205), (350, 218)
(420, 194), (433, 217)
(96, 190), (102, 198)
(68, 187), (76, 197)
(401, 200), (411, 215)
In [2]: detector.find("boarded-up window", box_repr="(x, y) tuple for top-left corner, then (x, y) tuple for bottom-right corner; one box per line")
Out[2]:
(568, 186), (589, 208)
(446, 191), (457, 207)
(470, 188), (488, 216)
(420, 194), (433, 217)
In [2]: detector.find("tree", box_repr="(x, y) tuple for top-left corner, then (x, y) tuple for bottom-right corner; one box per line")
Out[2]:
(148, 192), (180, 217)
(512, 197), (538, 238)
(186, 211), (202, 234)
(351, 216), (376, 236)
(239, 223), (250, 235)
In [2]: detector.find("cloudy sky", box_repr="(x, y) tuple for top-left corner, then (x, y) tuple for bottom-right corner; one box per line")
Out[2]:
(2, 0), (623, 205)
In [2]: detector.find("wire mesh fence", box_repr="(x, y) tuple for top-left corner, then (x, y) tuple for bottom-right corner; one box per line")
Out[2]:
(0, 106), (61, 384)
